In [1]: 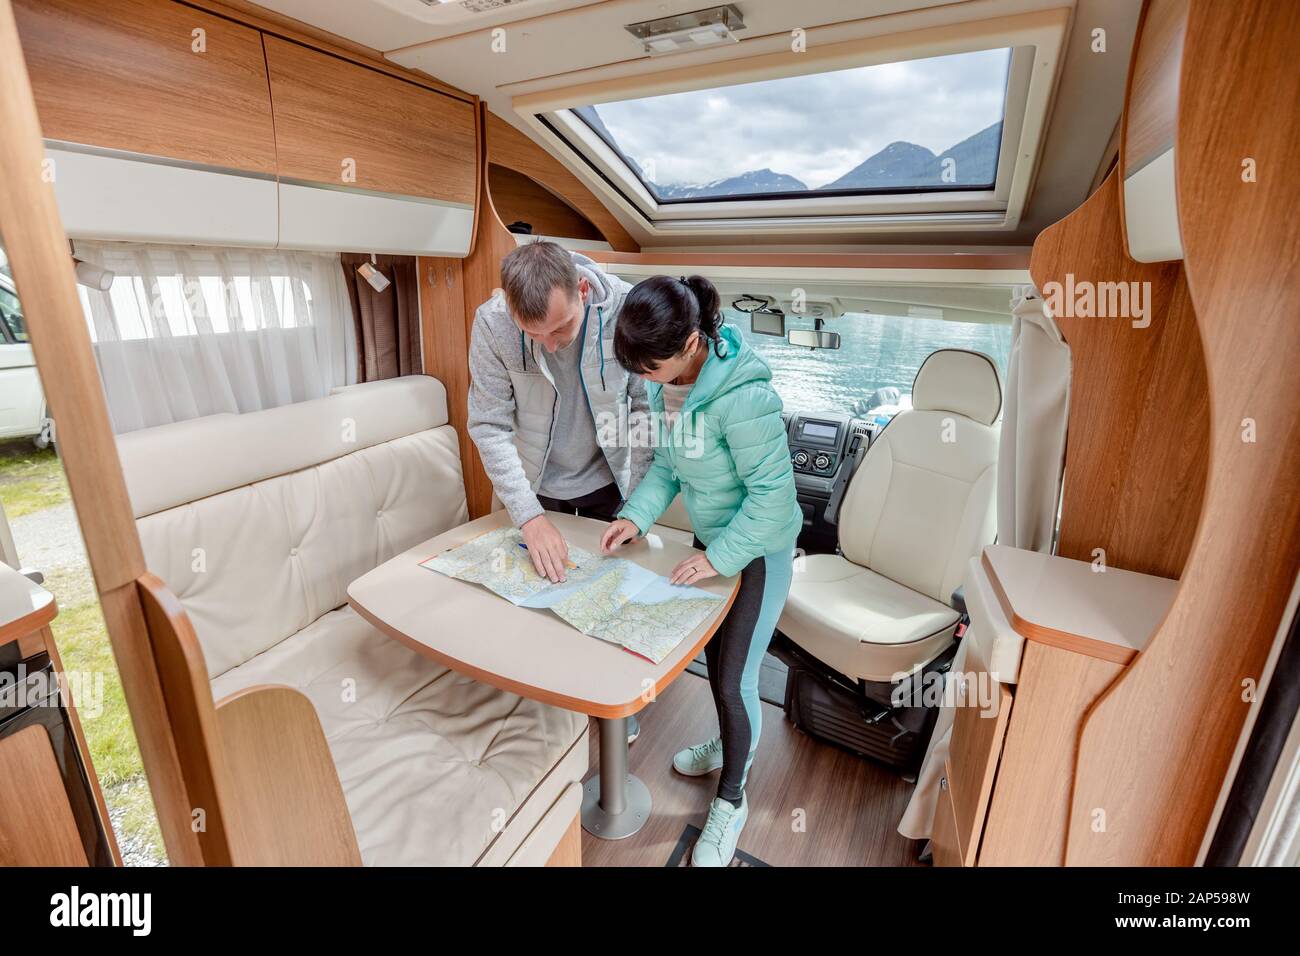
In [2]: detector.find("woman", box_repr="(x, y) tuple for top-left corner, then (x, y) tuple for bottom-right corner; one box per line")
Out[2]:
(600, 275), (801, 867)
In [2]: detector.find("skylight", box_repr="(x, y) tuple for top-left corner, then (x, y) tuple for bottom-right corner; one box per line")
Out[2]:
(571, 47), (1012, 204)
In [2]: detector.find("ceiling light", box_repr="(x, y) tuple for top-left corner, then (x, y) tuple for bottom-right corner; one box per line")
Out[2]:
(625, 5), (744, 57)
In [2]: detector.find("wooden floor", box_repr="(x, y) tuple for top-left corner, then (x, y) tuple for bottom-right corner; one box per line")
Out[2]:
(581, 671), (925, 867)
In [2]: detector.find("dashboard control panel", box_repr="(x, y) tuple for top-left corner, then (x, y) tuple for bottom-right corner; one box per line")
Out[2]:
(787, 415), (845, 477)
(780, 410), (877, 554)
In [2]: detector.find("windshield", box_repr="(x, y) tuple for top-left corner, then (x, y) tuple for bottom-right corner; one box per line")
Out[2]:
(731, 309), (1010, 420)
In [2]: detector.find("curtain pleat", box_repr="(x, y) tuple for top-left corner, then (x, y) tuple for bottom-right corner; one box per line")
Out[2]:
(75, 241), (356, 434)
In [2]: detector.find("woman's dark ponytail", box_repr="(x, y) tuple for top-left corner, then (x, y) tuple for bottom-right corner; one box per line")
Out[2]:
(614, 273), (728, 375)
(681, 275), (725, 357)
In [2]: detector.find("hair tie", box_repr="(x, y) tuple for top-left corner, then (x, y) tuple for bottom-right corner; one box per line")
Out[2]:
(679, 275), (689, 286)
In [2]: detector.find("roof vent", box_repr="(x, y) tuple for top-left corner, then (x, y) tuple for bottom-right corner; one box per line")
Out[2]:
(416, 0), (533, 12)
(625, 4), (745, 57)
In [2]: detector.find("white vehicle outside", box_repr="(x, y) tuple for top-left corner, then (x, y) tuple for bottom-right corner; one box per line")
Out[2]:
(0, 270), (51, 447)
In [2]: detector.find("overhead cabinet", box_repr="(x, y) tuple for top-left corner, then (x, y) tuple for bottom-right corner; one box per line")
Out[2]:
(14, 0), (477, 255)
(262, 36), (476, 255)
(263, 37), (475, 205)
(16, 0), (278, 174)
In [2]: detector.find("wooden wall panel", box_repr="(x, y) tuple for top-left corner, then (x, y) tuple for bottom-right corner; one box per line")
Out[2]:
(264, 35), (476, 204)
(1030, 172), (1208, 578)
(14, 0), (277, 173)
(419, 255), (479, 503)
(1067, 0), (1300, 866)
(419, 104), (513, 519)
(1122, 0), (1188, 177)
(489, 164), (603, 242)
(487, 111), (637, 252)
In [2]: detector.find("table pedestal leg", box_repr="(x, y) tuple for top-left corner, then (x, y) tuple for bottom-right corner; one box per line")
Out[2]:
(581, 716), (651, 840)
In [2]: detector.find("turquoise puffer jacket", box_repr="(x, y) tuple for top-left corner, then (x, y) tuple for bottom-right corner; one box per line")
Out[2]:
(618, 324), (802, 577)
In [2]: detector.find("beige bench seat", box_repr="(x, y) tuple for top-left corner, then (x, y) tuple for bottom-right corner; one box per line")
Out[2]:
(118, 376), (587, 866)
(209, 604), (584, 865)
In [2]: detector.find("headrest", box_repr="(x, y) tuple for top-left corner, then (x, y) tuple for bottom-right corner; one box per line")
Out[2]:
(118, 375), (449, 518)
(911, 349), (1002, 426)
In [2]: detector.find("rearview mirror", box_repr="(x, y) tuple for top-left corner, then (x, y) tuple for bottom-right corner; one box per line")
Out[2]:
(787, 329), (841, 350)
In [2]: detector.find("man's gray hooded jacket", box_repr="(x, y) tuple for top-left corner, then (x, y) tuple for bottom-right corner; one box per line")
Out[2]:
(467, 252), (653, 527)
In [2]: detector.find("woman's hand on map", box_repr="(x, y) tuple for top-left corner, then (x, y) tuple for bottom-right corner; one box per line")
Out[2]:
(600, 518), (640, 555)
(521, 514), (569, 583)
(669, 553), (717, 586)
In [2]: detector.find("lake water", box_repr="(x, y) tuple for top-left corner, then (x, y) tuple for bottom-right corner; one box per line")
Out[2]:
(729, 309), (1011, 417)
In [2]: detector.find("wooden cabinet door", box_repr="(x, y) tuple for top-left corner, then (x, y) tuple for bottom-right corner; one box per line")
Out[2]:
(14, 0), (277, 174)
(946, 638), (1013, 865)
(263, 36), (476, 206)
(930, 767), (964, 867)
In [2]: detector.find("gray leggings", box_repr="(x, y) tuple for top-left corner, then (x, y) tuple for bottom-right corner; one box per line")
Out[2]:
(696, 537), (796, 805)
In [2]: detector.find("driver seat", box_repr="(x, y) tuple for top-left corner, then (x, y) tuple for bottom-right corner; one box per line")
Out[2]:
(778, 349), (1001, 683)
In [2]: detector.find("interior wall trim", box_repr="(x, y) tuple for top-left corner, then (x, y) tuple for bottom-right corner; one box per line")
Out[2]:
(46, 138), (278, 181)
(486, 111), (637, 253)
(586, 250), (1032, 270)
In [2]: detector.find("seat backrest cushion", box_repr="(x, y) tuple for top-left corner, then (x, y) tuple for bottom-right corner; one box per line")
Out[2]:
(122, 377), (468, 678)
(839, 350), (1001, 604)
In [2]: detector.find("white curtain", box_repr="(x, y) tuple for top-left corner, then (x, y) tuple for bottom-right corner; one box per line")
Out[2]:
(897, 288), (1071, 843)
(996, 290), (1070, 550)
(75, 241), (356, 433)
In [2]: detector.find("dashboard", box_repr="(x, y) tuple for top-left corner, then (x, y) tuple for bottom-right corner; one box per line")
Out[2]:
(782, 411), (876, 553)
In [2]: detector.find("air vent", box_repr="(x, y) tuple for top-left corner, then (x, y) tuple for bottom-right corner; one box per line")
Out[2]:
(416, 0), (533, 11)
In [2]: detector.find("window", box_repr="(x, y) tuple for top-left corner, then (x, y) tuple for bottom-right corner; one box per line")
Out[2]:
(525, 11), (1071, 233)
(732, 308), (1010, 419)
(75, 242), (356, 433)
(573, 48), (1011, 205)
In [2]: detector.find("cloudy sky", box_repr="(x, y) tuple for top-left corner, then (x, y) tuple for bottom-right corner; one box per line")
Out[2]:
(585, 47), (1011, 190)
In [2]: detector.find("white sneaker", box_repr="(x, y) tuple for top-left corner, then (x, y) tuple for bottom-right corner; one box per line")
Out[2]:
(691, 795), (748, 867)
(672, 736), (724, 776)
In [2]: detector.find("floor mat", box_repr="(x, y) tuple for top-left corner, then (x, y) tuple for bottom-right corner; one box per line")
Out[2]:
(665, 824), (771, 867)
(685, 651), (788, 707)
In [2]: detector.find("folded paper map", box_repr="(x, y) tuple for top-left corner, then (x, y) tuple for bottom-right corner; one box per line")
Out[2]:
(420, 526), (723, 664)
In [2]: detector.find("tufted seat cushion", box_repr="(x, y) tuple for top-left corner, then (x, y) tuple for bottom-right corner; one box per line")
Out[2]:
(210, 605), (586, 866)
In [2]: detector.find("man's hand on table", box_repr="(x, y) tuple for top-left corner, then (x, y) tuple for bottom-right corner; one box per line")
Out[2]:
(521, 514), (569, 583)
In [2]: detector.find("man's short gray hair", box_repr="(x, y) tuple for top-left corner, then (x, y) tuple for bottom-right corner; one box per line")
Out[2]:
(500, 241), (579, 326)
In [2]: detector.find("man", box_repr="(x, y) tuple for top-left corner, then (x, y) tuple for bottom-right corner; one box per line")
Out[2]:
(468, 240), (653, 584)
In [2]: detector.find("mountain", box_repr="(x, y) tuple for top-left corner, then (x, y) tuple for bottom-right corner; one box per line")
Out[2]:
(928, 121), (1002, 187)
(573, 105), (1003, 197)
(819, 122), (1002, 190)
(653, 168), (809, 200)
(820, 141), (938, 190)
(646, 122), (1002, 197)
